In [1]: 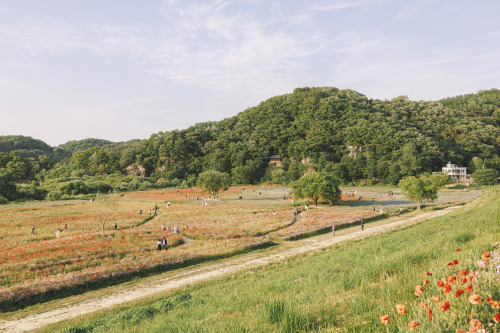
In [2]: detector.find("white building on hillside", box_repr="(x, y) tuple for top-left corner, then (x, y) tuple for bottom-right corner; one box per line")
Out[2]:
(442, 162), (467, 181)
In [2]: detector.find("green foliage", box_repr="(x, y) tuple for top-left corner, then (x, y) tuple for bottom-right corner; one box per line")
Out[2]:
(0, 168), (17, 201)
(399, 176), (438, 209)
(472, 168), (498, 185)
(197, 170), (232, 196)
(291, 172), (341, 205)
(430, 172), (452, 187)
(56, 138), (114, 154)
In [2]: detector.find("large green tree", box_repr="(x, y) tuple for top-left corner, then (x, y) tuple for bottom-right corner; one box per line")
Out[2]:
(472, 168), (498, 185)
(291, 172), (341, 206)
(197, 170), (232, 197)
(399, 176), (438, 210)
(0, 168), (17, 201)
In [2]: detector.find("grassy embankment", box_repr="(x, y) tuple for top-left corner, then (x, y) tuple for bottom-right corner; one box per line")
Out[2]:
(42, 188), (499, 332)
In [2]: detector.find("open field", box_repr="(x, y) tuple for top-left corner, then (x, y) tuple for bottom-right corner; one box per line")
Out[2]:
(0, 186), (484, 314)
(21, 187), (497, 333)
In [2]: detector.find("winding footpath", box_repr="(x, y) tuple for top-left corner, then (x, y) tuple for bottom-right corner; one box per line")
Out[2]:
(0, 206), (460, 332)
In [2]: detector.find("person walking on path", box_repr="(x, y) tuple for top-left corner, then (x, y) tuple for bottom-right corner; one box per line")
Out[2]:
(361, 221), (364, 231)
(332, 224), (335, 236)
(56, 229), (61, 238)
(157, 238), (162, 251)
(162, 237), (167, 249)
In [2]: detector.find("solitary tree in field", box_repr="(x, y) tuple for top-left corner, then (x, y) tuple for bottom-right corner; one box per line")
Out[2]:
(94, 192), (119, 236)
(197, 170), (232, 197)
(291, 172), (341, 206)
(399, 176), (438, 210)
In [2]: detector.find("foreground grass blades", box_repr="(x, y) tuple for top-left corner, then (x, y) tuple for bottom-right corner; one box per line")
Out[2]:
(41, 188), (499, 332)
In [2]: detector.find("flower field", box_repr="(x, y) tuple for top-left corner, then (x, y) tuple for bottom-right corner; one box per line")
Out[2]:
(269, 206), (377, 240)
(0, 187), (377, 311)
(380, 243), (500, 332)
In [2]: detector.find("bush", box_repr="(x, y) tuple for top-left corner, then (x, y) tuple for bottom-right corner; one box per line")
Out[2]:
(0, 195), (8, 204)
(45, 190), (62, 201)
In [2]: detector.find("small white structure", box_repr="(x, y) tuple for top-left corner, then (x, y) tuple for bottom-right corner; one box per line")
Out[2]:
(442, 161), (467, 181)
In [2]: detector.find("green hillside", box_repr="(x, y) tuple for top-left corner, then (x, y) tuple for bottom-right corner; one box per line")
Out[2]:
(1, 87), (499, 203)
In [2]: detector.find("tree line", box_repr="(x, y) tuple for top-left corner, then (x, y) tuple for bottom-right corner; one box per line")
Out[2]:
(1, 87), (499, 203)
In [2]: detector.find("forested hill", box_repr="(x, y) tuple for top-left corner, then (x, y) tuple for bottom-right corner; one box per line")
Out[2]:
(56, 138), (115, 154)
(1, 87), (499, 187)
(137, 87), (499, 184)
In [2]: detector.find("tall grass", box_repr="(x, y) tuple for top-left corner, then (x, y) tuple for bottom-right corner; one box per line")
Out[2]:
(43, 188), (499, 333)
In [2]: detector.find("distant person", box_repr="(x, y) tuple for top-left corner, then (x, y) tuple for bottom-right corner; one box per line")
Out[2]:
(149, 209), (152, 215)
(361, 221), (364, 231)
(31, 225), (35, 235)
(166, 202), (170, 208)
(140, 208), (143, 215)
(174, 225), (178, 234)
(64, 224), (67, 230)
(399, 207), (403, 214)
(114, 223), (118, 230)
(162, 237), (167, 249)
(56, 229), (61, 238)
(273, 210), (276, 215)
(157, 238), (162, 251)
(294, 208), (298, 215)
(162, 224), (166, 231)
(332, 225), (335, 236)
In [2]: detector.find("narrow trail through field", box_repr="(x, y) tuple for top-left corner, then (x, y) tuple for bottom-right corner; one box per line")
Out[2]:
(0, 205), (461, 333)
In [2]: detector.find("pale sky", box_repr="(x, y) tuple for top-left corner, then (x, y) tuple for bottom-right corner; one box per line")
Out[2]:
(1, 0), (499, 146)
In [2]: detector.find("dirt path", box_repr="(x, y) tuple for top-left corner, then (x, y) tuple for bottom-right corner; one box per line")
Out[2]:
(0, 206), (460, 332)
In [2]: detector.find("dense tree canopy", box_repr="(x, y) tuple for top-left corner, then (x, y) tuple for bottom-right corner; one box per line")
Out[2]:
(1, 87), (499, 203)
(197, 170), (232, 197)
(291, 172), (341, 206)
(399, 176), (438, 210)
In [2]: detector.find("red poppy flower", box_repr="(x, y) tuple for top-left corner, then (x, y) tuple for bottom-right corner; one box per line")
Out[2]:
(425, 307), (433, 321)
(455, 289), (465, 298)
(493, 312), (500, 323)
(453, 259), (458, 265)
(448, 276), (456, 285)
(423, 271), (432, 276)
(469, 294), (481, 305)
(490, 301), (499, 309)
(437, 280), (445, 287)
(440, 300), (451, 312)
(380, 314), (390, 324)
(455, 248), (461, 251)
(459, 269), (468, 277)
(465, 284), (474, 292)
(423, 279), (430, 285)
(443, 283), (452, 294)
(470, 318), (482, 330)
(396, 304), (407, 314)
(408, 321), (420, 331)
(414, 285), (424, 296)
(432, 295), (442, 304)
(483, 252), (491, 258)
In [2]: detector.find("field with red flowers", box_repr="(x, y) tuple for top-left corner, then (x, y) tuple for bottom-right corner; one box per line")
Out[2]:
(33, 187), (498, 333)
(0, 186), (380, 311)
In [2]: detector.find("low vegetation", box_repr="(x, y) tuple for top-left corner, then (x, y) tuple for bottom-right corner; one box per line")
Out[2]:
(39, 188), (499, 332)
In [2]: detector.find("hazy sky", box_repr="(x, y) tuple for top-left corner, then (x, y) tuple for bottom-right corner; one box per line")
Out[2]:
(1, 1), (499, 146)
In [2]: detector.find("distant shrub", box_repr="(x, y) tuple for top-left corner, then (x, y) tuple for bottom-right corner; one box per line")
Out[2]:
(45, 190), (62, 201)
(0, 195), (8, 205)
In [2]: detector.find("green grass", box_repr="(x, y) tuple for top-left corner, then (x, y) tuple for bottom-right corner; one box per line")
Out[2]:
(39, 188), (500, 332)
